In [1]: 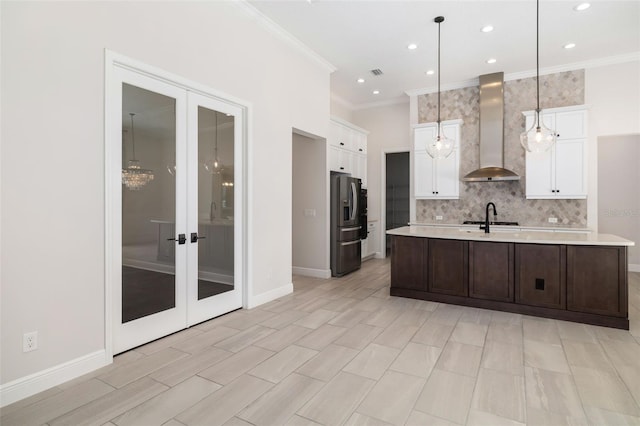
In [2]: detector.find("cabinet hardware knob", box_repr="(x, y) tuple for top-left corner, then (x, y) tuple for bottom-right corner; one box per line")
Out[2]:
(359, 148), (363, 152)
(340, 167), (344, 170)
(339, 142), (344, 146)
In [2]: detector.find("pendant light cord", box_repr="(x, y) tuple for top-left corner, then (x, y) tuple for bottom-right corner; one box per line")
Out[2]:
(129, 113), (137, 160)
(437, 19), (441, 125)
(536, 0), (541, 118)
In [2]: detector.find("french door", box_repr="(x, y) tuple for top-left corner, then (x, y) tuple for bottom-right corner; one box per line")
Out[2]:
(111, 62), (244, 354)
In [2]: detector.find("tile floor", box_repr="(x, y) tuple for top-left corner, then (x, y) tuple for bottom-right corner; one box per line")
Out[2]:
(3, 259), (640, 426)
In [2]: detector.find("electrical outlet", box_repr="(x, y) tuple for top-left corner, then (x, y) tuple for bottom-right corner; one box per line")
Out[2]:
(435, 215), (443, 221)
(548, 217), (558, 223)
(23, 331), (38, 352)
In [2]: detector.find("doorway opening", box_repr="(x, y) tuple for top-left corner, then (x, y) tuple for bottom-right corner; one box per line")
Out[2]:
(384, 152), (410, 257)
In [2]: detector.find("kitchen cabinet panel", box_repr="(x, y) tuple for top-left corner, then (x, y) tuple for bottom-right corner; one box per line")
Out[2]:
(469, 241), (514, 302)
(391, 236), (427, 291)
(554, 140), (585, 197)
(428, 238), (468, 296)
(515, 244), (566, 309)
(329, 119), (368, 186)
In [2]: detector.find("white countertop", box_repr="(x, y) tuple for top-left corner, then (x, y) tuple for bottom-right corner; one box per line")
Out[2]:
(410, 222), (592, 233)
(388, 226), (634, 246)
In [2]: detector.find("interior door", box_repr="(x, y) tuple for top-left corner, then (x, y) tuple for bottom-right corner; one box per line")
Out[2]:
(187, 92), (243, 326)
(115, 67), (188, 354)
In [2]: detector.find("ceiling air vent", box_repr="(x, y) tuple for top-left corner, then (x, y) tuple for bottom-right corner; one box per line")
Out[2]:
(370, 69), (384, 76)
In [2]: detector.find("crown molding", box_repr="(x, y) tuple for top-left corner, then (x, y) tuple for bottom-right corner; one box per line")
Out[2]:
(233, 1), (336, 73)
(404, 52), (640, 97)
(352, 95), (409, 111)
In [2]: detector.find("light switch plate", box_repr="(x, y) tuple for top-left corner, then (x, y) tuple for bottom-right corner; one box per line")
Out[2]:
(435, 215), (443, 221)
(548, 217), (558, 223)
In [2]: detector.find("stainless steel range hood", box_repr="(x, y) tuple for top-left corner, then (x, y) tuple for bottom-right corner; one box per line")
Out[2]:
(462, 72), (520, 182)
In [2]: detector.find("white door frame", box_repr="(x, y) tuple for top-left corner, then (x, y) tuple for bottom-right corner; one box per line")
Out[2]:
(105, 50), (251, 360)
(380, 148), (411, 257)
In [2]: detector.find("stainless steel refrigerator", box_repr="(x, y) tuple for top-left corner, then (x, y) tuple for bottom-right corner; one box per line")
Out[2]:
(331, 174), (366, 277)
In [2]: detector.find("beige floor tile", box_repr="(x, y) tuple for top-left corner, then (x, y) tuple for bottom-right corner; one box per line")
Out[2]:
(490, 311), (523, 326)
(389, 342), (441, 379)
(556, 320), (597, 343)
(284, 414), (323, 426)
(458, 307), (493, 326)
(149, 347), (233, 386)
(345, 412), (392, 425)
(583, 406), (640, 426)
(238, 373), (324, 426)
(328, 308), (371, 327)
(214, 325), (277, 353)
(414, 369), (475, 425)
(334, 323), (385, 350)
(562, 340), (616, 373)
(428, 305), (463, 326)
(592, 325), (638, 343)
(49, 377), (168, 426)
(471, 368), (526, 422)
(174, 326), (239, 354)
(393, 308), (432, 327)
(524, 367), (586, 419)
(373, 323), (419, 349)
(0, 385), (62, 418)
(571, 365), (640, 416)
(221, 417), (253, 426)
(98, 347), (189, 388)
(412, 320), (454, 348)
(450, 322), (488, 347)
(113, 376), (220, 426)
(175, 374), (273, 426)
(466, 409), (525, 426)
(295, 323), (349, 351)
(343, 343), (401, 380)
(486, 322), (523, 346)
(297, 372), (376, 426)
(363, 307), (402, 328)
(525, 407), (588, 426)
(482, 339), (524, 376)
(322, 297), (360, 312)
(294, 309), (339, 329)
(601, 339), (640, 369)
(352, 296), (387, 313)
(198, 345), (275, 385)
(0, 379), (114, 426)
(405, 410), (459, 426)
(524, 339), (571, 374)
(523, 318), (561, 344)
(249, 345), (318, 383)
(616, 364), (640, 407)
(293, 297), (333, 313)
(137, 328), (204, 355)
(435, 341), (483, 377)
(346, 287), (379, 300)
(220, 309), (277, 330)
(356, 371), (426, 425)
(253, 324), (312, 352)
(56, 351), (146, 391)
(259, 310), (308, 329)
(297, 344), (359, 382)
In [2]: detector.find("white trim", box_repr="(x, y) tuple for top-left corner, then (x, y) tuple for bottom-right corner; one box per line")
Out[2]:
(0, 350), (108, 408)
(353, 96), (409, 111)
(405, 52), (640, 97)
(233, 1), (336, 73)
(629, 264), (640, 273)
(330, 116), (370, 135)
(246, 282), (294, 309)
(292, 266), (331, 279)
(380, 147), (411, 258)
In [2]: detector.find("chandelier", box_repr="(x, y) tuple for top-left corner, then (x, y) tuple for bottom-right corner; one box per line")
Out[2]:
(204, 111), (223, 175)
(122, 112), (154, 190)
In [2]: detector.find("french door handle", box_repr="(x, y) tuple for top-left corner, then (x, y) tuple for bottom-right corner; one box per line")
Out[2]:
(167, 234), (187, 244)
(191, 232), (206, 243)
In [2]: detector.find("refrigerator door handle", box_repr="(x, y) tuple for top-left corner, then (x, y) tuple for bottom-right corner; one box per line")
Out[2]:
(350, 181), (358, 221)
(341, 226), (361, 232)
(340, 240), (361, 246)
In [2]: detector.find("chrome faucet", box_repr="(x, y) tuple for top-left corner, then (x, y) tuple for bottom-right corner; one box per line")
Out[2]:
(482, 202), (498, 233)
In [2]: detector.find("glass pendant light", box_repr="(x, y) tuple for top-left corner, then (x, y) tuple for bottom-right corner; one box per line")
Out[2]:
(520, 0), (556, 153)
(122, 113), (154, 190)
(204, 111), (223, 175)
(426, 16), (454, 160)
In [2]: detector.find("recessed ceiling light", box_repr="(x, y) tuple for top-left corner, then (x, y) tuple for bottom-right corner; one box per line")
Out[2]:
(481, 25), (494, 33)
(373, 90), (380, 95)
(574, 2), (590, 11)
(487, 58), (497, 64)
(426, 70), (435, 75)
(407, 43), (418, 50)
(564, 43), (576, 49)
(357, 78), (365, 83)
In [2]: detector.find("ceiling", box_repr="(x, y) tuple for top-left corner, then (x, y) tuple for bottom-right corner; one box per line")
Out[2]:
(248, 0), (640, 108)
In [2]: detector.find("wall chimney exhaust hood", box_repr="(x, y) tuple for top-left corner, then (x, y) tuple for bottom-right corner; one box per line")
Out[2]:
(462, 72), (520, 182)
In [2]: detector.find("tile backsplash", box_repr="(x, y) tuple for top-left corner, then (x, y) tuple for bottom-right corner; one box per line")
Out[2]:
(415, 70), (587, 227)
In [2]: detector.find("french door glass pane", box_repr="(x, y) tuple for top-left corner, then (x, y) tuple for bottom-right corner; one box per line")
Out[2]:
(197, 106), (235, 300)
(121, 83), (177, 323)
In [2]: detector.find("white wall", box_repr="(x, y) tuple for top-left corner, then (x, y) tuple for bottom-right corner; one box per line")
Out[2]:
(353, 101), (411, 254)
(292, 133), (329, 276)
(585, 60), (640, 230)
(330, 95), (354, 122)
(1, 1), (329, 389)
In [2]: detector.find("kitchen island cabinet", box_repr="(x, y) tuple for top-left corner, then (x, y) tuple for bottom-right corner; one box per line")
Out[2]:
(387, 226), (634, 329)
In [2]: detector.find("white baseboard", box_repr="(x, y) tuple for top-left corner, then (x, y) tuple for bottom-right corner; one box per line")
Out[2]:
(292, 266), (331, 279)
(247, 282), (293, 309)
(629, 264), (640, 273)
(0, 350), (109, 407)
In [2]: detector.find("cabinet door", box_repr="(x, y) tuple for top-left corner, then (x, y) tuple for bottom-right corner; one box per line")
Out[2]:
(555, 110), (586, 140)
(391, 236), (427, 291)
(554, 140), (585, 198)
(567, 246), (627, 317)
(414, 126), (436, 151)
(515, 244), (566, 309)
(525, 149), (554, 198)
(328, 121), (342, 148)
(414, 149), (435, 198)
(354, 153), (367, 187)
(428, 239), (468, 296)
(469, 241), (514, 302)
(435, 150), (459, 198)
(329, 146), (352, 174)
(354, 132), (367, 154)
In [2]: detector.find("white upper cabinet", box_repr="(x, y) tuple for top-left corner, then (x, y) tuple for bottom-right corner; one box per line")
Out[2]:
(523, 105), (588, 199)
(413, 120), (461, 199)
(329, 117), (369, 187)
